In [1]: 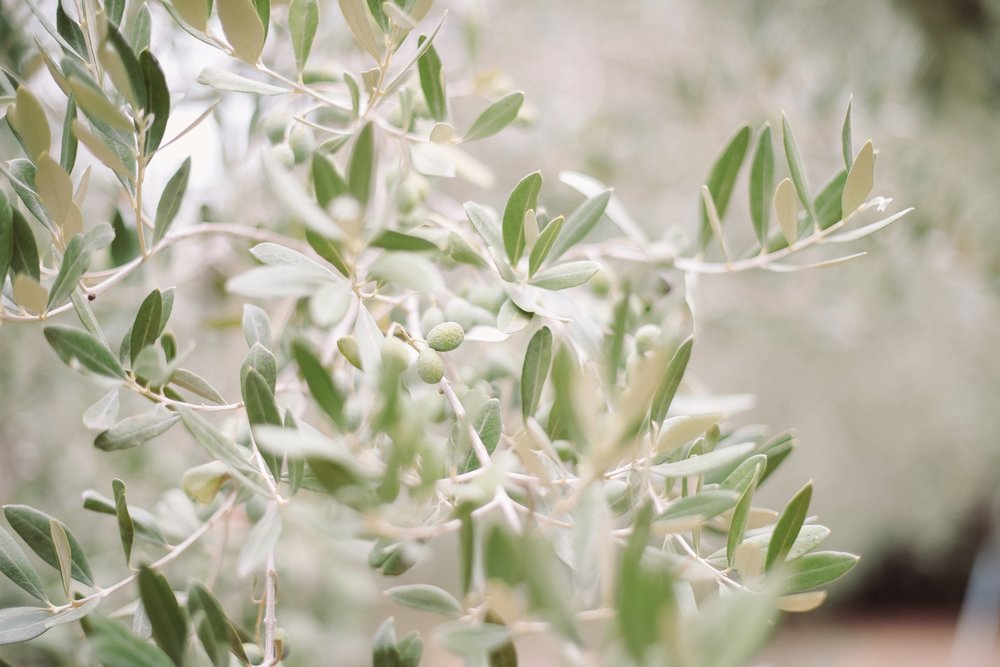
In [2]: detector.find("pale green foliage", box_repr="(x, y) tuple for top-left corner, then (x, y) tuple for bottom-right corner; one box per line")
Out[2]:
(0, 1), (912, 665)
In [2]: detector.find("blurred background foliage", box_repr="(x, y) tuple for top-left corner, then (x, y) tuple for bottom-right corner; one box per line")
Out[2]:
(1, 0), (999, 664)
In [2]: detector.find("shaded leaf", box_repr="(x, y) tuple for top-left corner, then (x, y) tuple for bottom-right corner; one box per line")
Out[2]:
(463, 92), (523, 143)
(3, 505), (93, 586)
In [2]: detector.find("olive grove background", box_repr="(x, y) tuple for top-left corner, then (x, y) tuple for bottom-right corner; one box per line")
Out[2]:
(1, 0), (999, 665)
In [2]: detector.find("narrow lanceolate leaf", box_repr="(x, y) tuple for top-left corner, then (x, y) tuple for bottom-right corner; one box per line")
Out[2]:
(781, 113), (817, 227)
(417, 36), (447, 121)
(748, 123), (774, 245)
(47, 235), (92, 310)
(110, 479), (134, 565)
(94, 411), (180, 451)
(841, 140), (874, 217)
(765, 481), (813, 571)
(463, 201), (504, 255)
(154, 158), (190, 243)
(171, 368), (227, 405)
(188, 583), (239, 667)
(68, 77), (132, 132)
(311, 154), (348, 207)
(656, 490), (739, 524)
(650, 336), (693, 423)
(44, 325), (125, 379)
(217, 0), (266, 63)
(348, 121), (376, 206)
(547, 190), (611, 261)
(0, 526), (48, 602)
(386, 584), (462, 617)
(242, 304), (272, 349)
(726, 458), (766, 567)
(529, 260), (600, 290)
(87, 614), (175, 667)
(237, 504), (282, 576)
(72, 121), (133, 181)
(528, 214), (564, 277)
(49, 520), (73, 597)
(130, 290), (163, 365)
(0, 192), (12, 284)
(138, 567), (188, 667)
(173, 0), (210, 30)
(10, 209), (40, 281)
(501, 171), (542, 264)
(100, 24), (147, 110)
(243, 368), (282, 426)
(60, 96), (79, 173)
(338, 0), (381, 60)
(3, 505), (94, 586)
(651, 442), (756, 478)
(289, 0), (319, 73)
(773, 178), (798, 244)
(0, 607), (54, 645)
(784, 551), (859, 593)
(699, 123), (751, 249)
(292, 341), (345, 428)
(34, 153), (73, 228)
(841, 98), (853, 171)
(196, 67), (288, 95)
(140, 51), (170, 155)
(9, 87), (51, 159)
(520, 326), (552, 419)
(462, 92), (524, 143)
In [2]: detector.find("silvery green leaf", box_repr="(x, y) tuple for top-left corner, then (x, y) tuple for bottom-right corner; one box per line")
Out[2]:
(242, 304), (272, 349)
(528, 260), (599, 290)
(68, 77), (131, 132)
(386, 584), (462, 616)
(501, 171), (542, 264)
(87, 614), (175, 666)
(650, 336), (693, 423)
(348, 122), (376, 206)
(698, 123), (750, 249)
(140, 51), (169, 156)
(196, 67), (288, 95)
(780, 113), (817, 227)
(462, 92), (524, 143)
(370, 230), (438, 252)
(783, 551), (859, 593)
(650, 442), (756, 478)
(520, 326), (552, 419)
(170, 368), (227, 405)
(44, 325), (125, 379)
(154, 158), (190, 243)
(766, 481), (813, 571)
(439, 623), (512, 655)
(546, 190), (611, 261)
(417, 36), (447, 121)
(558, 171), (647, 245)
(83, 390), (120, 431)
(111, 479), (133, 565)
(748, 123), (774, 245)
(129, 289), (163, 365)
(95, 410), (180, 451)
(83, 222), (115, 252)
(841, 140), (874, 217)
(47, 235), (92, 310)
(11, 207), (41, 280)
(137, 567), (188, 664)
(289, 0), (319, 73)
(497, 299), (532, 334)
(226, 265), (334, 298)
(773, 178), (798, 245)
(655, 490), (739, 524)
(237, 504), (282, 576)
(338, 0), (381, 60)
(369, 251), (445, 293)
(262, 153), (344, 239)
(0, 527), (48, 602)
(2, 505), (94, 586)
(177, 408), (270, 492)
(8, 87), (51, 159)
(0, 607), (53, 645)
(217, 0), (266, 63)
(826, 207), (912, 244)
(527, 214), (563, 277)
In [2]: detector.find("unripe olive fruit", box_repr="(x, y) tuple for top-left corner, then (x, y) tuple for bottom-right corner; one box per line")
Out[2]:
(426, 321), (465, 351)
(416, 348), (445, 384)
(242, 643), (264, 663)
(380, 337), (412, 371)
(288, 126), (315, 164)
(271, 143), (295, 169)
(634, 324), (662, 355)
